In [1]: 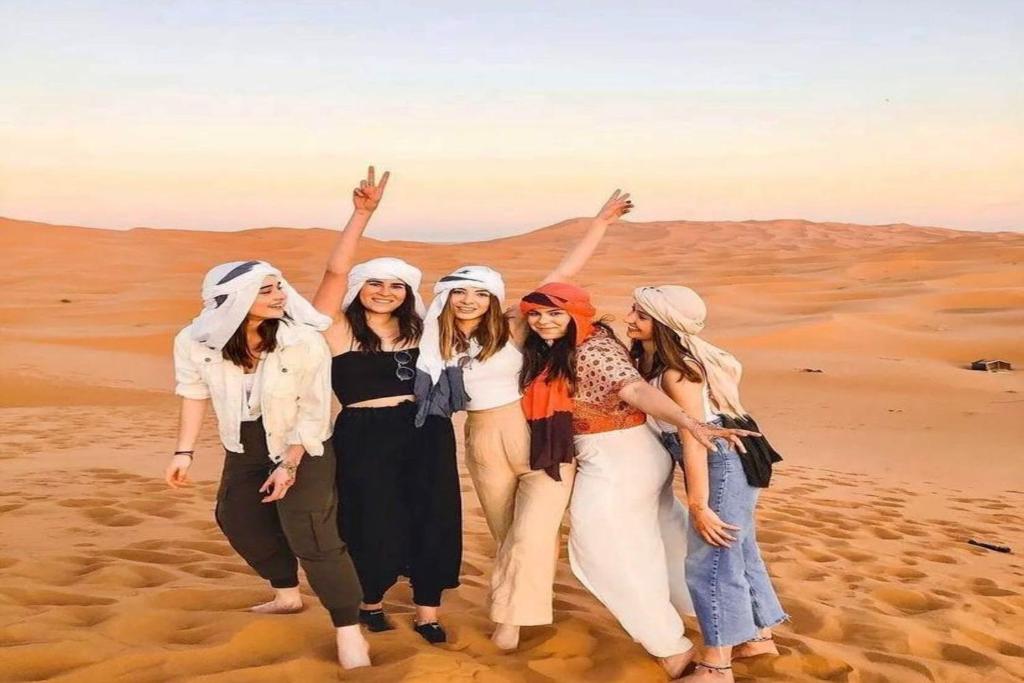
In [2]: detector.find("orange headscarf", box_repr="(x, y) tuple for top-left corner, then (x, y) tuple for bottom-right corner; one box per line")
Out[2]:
(519, 283), (596, 480)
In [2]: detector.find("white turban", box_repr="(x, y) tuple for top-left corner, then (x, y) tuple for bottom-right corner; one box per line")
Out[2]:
(417, 265), (506, 384)
(341, 257), (425, 317)
(633, 285), (747, 419)
(190, 260), (332, 351)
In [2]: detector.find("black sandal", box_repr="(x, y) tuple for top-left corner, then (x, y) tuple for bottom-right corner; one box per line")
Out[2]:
(358, 608), (395, 632)
(414, 621), (447, 644)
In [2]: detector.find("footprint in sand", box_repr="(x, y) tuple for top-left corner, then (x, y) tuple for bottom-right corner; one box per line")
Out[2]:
(870, 526), (903, 540)
(0, 643), (107, 682)
(0, 586), (116, 607)
(969, 577), (1019, 597)
(833, 548), (876, 563)
(121, 498), (184, 519)
(58, 497), (119, 508)
(148, 587), (269, 611)
(50, 604), (117, 628)
(176, 540), (235, 557)
(82, 506), (145, 527)
(863, 651), (936, 679)
(960, 627), (1024, 658)
(82, 563), (178, 590)
(109, 547), (199, 565)
(100, 610), (236, 647)
(797, 547), (841, 563)
(940, 642), (995, 667)
(178, 566), (234, 579)
(888, 566), (927, 582)
(871, 586), (953, 615)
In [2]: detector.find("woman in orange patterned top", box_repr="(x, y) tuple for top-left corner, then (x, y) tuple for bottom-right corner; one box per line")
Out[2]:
(518, 283), (755, 679)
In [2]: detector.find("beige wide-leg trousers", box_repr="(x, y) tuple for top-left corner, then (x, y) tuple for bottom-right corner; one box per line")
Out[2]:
(465, 400), (575, 626)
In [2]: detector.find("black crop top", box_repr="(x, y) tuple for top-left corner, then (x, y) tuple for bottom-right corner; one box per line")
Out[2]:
(331, 348), (419, 406)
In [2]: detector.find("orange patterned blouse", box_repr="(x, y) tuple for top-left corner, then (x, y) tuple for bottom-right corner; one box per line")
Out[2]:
(572, 329), (646, 434)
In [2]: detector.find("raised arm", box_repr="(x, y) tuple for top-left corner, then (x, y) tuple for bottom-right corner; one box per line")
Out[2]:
(312, 165), (390, 320)
(509, 190), (633, 344)
(540, 189), (632, 286)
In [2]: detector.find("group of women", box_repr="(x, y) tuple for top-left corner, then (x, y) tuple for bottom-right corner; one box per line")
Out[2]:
(165, 167), (786, 681)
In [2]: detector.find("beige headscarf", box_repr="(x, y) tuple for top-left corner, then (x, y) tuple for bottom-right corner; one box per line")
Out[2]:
(633, 285), (747, 418)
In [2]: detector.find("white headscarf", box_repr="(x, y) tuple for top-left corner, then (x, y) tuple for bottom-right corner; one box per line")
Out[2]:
(341, 257), (425, 316)
(633, 285), (747, 418)
(417, 265), (506, 384)
(190, 260), (332, 351)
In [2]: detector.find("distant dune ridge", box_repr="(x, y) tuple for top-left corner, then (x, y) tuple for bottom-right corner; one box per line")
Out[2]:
(1, 215), (1022, 682)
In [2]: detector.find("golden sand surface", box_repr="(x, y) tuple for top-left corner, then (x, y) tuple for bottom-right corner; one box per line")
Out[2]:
(1, 216), (1022, 682)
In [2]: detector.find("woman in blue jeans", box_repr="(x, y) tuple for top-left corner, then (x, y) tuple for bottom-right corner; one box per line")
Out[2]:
(626, 285), (786, 682)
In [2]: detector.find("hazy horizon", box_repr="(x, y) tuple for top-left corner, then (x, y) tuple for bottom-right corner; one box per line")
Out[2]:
(7, 212), (1019, 244)
(2, 1), (1022, 239)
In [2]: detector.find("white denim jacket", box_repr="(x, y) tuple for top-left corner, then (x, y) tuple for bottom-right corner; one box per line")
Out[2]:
(173, 321), (332, 462)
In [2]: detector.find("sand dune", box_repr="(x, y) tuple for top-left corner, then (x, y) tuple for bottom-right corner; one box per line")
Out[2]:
(1, 216), (1023, 682)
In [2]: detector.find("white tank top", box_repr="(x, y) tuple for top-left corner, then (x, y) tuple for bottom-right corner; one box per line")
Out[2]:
(463, 342), (524, 411)
(647, 371), (718, 434)
(242, 367), (262, 422)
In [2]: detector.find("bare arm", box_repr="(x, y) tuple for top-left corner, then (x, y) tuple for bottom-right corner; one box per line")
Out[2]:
(508, 190), (633, 346)
(618, 379), (755, 453)
(540, 189), (632, 286)
(166, 398), (207, 488)
(661, 370), (707, 497)
(661, 371), (740, 547)
(312, 166), (390, 321)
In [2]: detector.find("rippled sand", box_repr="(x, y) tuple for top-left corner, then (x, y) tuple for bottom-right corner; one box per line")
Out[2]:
(1, 216), (1022, 682)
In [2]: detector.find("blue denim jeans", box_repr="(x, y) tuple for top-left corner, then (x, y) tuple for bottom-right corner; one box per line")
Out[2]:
(685, 440), (787, 647)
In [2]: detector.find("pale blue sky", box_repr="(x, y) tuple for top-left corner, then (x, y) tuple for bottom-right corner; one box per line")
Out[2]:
(2, 1), (1021, 237)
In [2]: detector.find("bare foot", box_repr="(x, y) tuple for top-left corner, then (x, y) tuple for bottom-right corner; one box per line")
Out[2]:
(337, 624), (371, 670)
(414, 604), (438, 625)
(658, 646), (696, 678)
(680, 662), (734, 681)
(491, 623), (520, 651)
(732, 631), (778, 660)
(250, 586), (303, 614)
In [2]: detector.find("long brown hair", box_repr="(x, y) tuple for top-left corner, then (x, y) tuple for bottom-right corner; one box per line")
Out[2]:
(438, 294), (509, 362)
(345, 284), (423, 352)
(223, 317), (282, 369)
(630, 318), (705, 383)
(519, 319), (619, 396)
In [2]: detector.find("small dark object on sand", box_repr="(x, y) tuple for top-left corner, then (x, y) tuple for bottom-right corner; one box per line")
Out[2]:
(800, 368), (824, 373)
(971, 359), (1012, 372)
(60, 298), (71, 303)
(968, 539), (1012, 554)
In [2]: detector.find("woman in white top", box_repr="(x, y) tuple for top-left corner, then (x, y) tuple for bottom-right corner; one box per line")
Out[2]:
(164, 260), (371, 670)
(414, 190), (635, 650)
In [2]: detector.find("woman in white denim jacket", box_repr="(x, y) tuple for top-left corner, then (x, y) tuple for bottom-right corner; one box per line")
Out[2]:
(164, 260), (371, 671)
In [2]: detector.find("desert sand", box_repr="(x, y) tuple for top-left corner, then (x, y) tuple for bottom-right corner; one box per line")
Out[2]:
(1, 215), (1022, 682)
